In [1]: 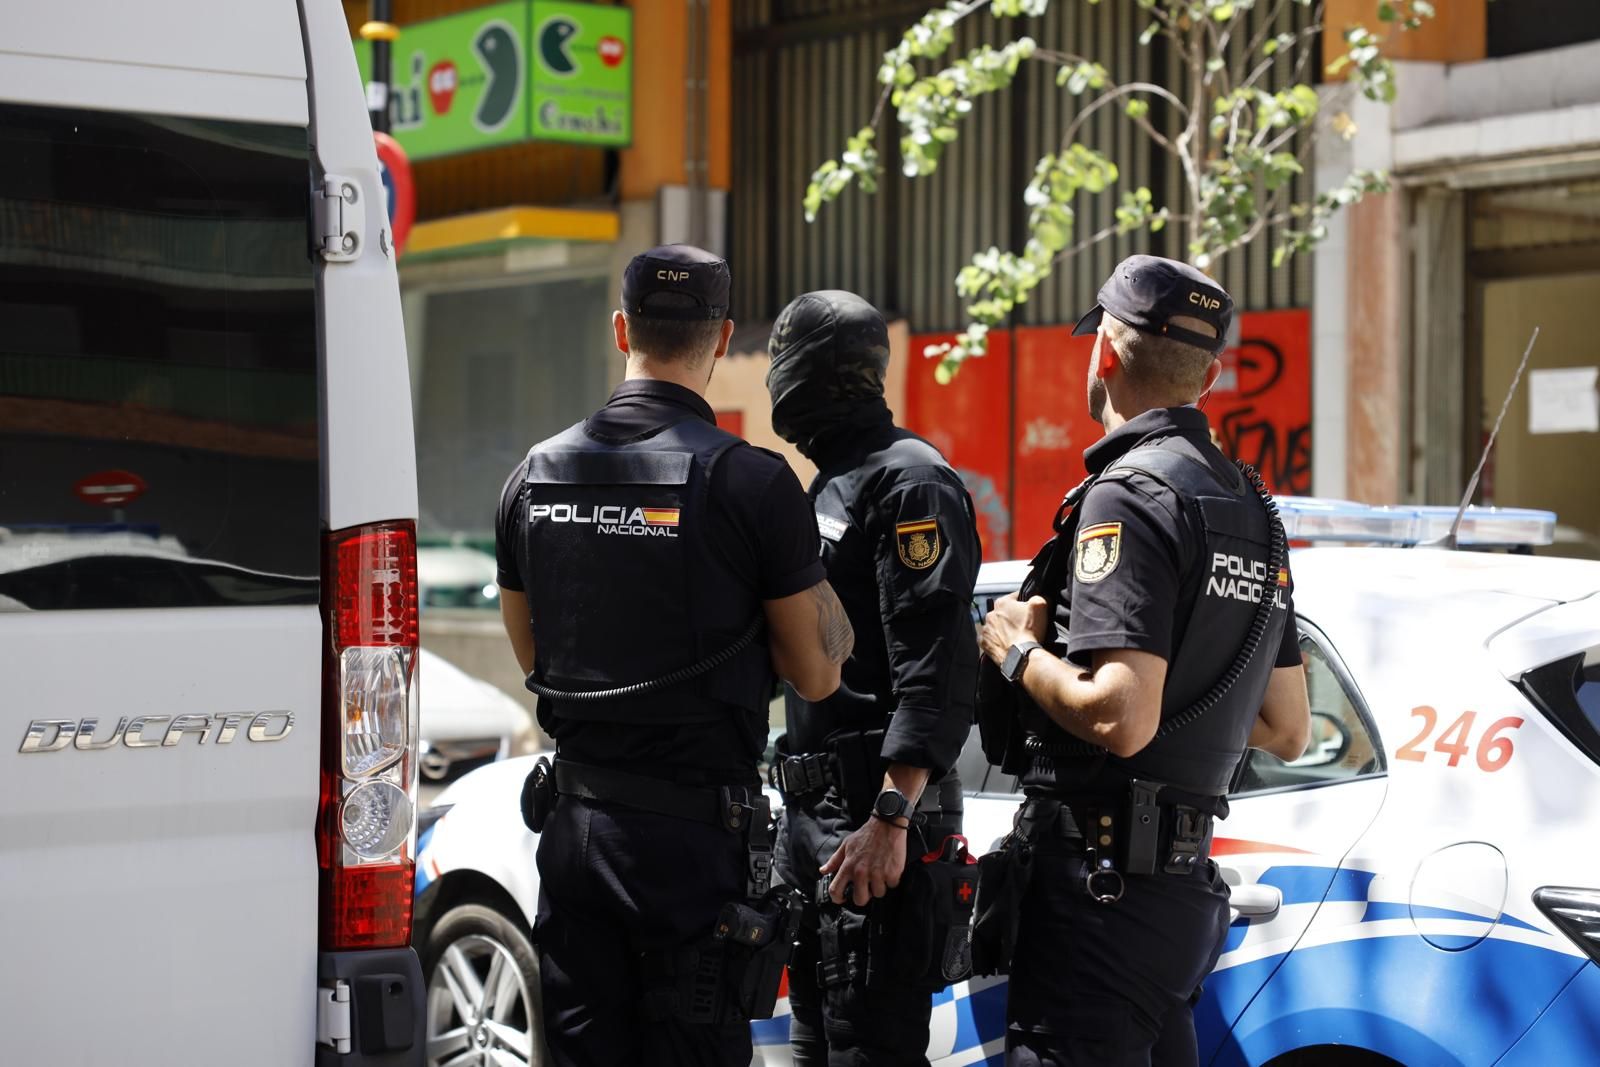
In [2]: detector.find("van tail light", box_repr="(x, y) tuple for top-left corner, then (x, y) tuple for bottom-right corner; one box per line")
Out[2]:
(1533, 887), (1600, 965)
(317, 521), (420, 951)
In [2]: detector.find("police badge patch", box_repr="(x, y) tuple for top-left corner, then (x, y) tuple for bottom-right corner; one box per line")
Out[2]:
(895, 518), (941, 570)
(1075, 521), (1122, 583)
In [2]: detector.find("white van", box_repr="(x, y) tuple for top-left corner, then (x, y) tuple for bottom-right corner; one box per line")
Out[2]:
(0, 3), (423, 1064)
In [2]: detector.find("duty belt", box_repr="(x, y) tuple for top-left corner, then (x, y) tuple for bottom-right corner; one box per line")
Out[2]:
(1017, 779), (1215, 889)
(772, 732), (963, 816)
(552, 760), (773, 899)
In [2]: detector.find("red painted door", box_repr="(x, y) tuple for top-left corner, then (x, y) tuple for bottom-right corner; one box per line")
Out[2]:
(904, 332), (1014, 560)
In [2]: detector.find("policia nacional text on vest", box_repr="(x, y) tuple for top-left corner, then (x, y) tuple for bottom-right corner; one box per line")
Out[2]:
(971, 425), (1287, 975)
(515, 387), (799, 1029)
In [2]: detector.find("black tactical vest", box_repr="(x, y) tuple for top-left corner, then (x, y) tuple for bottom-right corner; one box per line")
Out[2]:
(1022, 433), (1289, 798)
(519, 415), (772, 725)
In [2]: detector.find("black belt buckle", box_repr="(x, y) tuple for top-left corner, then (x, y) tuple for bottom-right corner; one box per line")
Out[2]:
(1163, 808), (1208, 876)
(776, 753), (831, 797)
(1124, 779), (1161, 876)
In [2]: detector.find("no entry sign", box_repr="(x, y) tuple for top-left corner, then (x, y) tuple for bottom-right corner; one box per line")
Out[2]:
(374, 131), (416, 256)
(74, 469), (147, 507)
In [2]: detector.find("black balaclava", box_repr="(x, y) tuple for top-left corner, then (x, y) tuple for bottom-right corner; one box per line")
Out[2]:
(766, 290), (893, 464)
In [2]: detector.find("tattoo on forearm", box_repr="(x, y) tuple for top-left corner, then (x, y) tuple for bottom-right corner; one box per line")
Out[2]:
(811, 582), (855, 664)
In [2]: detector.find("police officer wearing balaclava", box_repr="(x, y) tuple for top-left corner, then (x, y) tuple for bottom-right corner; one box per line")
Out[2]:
(765, 290), (981, 1066)
(976, 255), (1311, 1065)
(496, 246), (856, 1066)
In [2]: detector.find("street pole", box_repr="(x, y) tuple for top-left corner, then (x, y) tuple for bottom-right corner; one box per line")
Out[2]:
(361, 1), (397, 133)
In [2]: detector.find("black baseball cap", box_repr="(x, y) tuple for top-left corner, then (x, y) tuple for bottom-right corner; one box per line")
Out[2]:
(1071, 254), (1233, 354)
(621, 244), (731, 321)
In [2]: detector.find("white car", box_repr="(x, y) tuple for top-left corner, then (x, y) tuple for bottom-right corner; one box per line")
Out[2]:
(415, 500), (1600, 1067)
(419, 649), (536, 782)
(1, 5), (425, 1064)
(419, 545), (502, 611)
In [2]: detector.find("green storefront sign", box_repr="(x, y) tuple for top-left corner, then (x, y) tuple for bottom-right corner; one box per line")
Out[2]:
(355, 0), (631, 161)
(529, 1), (632, 146)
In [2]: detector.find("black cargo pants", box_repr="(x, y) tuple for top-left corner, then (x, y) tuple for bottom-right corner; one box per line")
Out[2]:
(781, 806), (964, 1067)
(534, 793), (752, 1067)
(1003, 833), (1232, 1067)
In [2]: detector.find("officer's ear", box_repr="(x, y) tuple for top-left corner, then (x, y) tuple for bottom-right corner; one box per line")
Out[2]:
(613, 310), (631, 358)
(1093, 328), (1119, 380)
(712, 318), (735, 362)
(1199, 357), (1223, 397)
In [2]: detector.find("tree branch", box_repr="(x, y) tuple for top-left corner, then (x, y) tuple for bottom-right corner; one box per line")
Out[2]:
(1243, 0), (1294, 65)
(1060, 81), (1191, 151)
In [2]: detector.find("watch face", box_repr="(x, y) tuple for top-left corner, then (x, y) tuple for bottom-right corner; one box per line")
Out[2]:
(874, 790), (906, 818)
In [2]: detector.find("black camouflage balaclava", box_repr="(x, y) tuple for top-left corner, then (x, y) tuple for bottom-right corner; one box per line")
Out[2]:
(766, 290), (893, 463)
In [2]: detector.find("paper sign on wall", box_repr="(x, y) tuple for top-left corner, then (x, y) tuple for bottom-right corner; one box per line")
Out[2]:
(1528, 367), (1600, 434)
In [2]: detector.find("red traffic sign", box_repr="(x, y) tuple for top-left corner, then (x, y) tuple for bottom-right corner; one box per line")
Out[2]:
(374, 131), (416, 257)
(74, 469), (147, 507)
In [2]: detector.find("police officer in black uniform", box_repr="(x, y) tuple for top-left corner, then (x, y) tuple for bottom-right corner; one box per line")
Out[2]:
(764, 291), (982, 1066)
(495, 245), (856, 1067)
(976, 255), (1311, 1066)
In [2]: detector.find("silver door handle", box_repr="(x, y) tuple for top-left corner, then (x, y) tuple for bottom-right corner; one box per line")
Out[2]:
(1229, 882), (1282, 921)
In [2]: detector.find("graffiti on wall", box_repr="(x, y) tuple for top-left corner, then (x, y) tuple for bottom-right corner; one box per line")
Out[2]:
(1208, 310), (1312, 495)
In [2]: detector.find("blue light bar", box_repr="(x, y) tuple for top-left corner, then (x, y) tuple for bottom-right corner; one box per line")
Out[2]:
(1275, 497), (1556, 547)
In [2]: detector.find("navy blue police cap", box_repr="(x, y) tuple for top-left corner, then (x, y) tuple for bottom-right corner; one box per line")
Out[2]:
(621, 244), (731, 321)
(1071, 254), (1233, 354)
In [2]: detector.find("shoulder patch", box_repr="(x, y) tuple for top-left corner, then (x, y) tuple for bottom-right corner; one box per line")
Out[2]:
(1075, 521), (1122, 584)
(895, 518), (941, 570)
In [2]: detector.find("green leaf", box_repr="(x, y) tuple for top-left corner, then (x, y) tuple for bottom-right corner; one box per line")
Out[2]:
(1125, 98), (1151, 121)
(1139, 21), (1160, 46)
(1207, 57), (1225, 73)
(1212, 2), (1235, 21)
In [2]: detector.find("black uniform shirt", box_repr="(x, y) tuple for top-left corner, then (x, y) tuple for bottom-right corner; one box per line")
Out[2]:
(787, 425), (981, 776)
(1059, 406), (1300, 673)
(495, 378), (824, 782)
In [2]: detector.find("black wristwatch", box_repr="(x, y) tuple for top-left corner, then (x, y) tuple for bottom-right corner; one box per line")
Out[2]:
(871, 787), (911, 827)
(1002, 640), (1042, 685)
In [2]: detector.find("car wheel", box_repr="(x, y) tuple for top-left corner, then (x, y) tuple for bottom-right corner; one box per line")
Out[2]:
(422, 902), (545, 1067)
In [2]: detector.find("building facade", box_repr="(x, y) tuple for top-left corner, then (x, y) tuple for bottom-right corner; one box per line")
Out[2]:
(1315, 0), (1600, 559)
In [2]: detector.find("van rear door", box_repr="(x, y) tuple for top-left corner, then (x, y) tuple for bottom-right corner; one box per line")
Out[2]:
(0, 5), (326, 1063)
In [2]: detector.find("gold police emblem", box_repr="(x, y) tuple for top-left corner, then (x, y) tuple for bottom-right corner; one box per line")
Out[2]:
(896, 518), (941, 570)
(1075, 522), (1122, 583)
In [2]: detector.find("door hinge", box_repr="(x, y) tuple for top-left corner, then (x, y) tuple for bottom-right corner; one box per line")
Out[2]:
(316, 979), (353, 1053)
(315, 174), (365, 262)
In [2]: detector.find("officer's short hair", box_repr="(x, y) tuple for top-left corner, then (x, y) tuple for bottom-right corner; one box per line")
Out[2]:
(625, 294), (726, 364)
(1103, 313), (1217, 397)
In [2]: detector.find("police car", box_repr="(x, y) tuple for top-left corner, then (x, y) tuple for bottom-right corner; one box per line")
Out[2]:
(414, 499), (1600, 1066)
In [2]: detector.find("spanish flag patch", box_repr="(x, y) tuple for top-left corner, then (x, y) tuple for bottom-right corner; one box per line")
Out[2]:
(1074, 521), (1122, 584)
(895, 518), (941, 570)
(642, 508), (680, 527)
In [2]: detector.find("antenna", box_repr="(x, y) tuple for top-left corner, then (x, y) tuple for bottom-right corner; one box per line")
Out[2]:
(1432, 326), (1540, 550)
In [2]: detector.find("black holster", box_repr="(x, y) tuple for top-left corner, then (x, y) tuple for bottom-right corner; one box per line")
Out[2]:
(519, 756), (554, 833)
(970, 829), (1035, 977)
(975, 659), (1028, 774)
(816, 834), (978, 993)
(642, 886), (803, 1024)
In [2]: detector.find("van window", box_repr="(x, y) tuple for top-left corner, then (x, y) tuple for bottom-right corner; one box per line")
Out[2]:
(0, 104), (318, 611)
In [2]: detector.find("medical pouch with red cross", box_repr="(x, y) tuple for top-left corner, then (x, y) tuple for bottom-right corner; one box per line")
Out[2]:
(881, 833), (979, 991)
